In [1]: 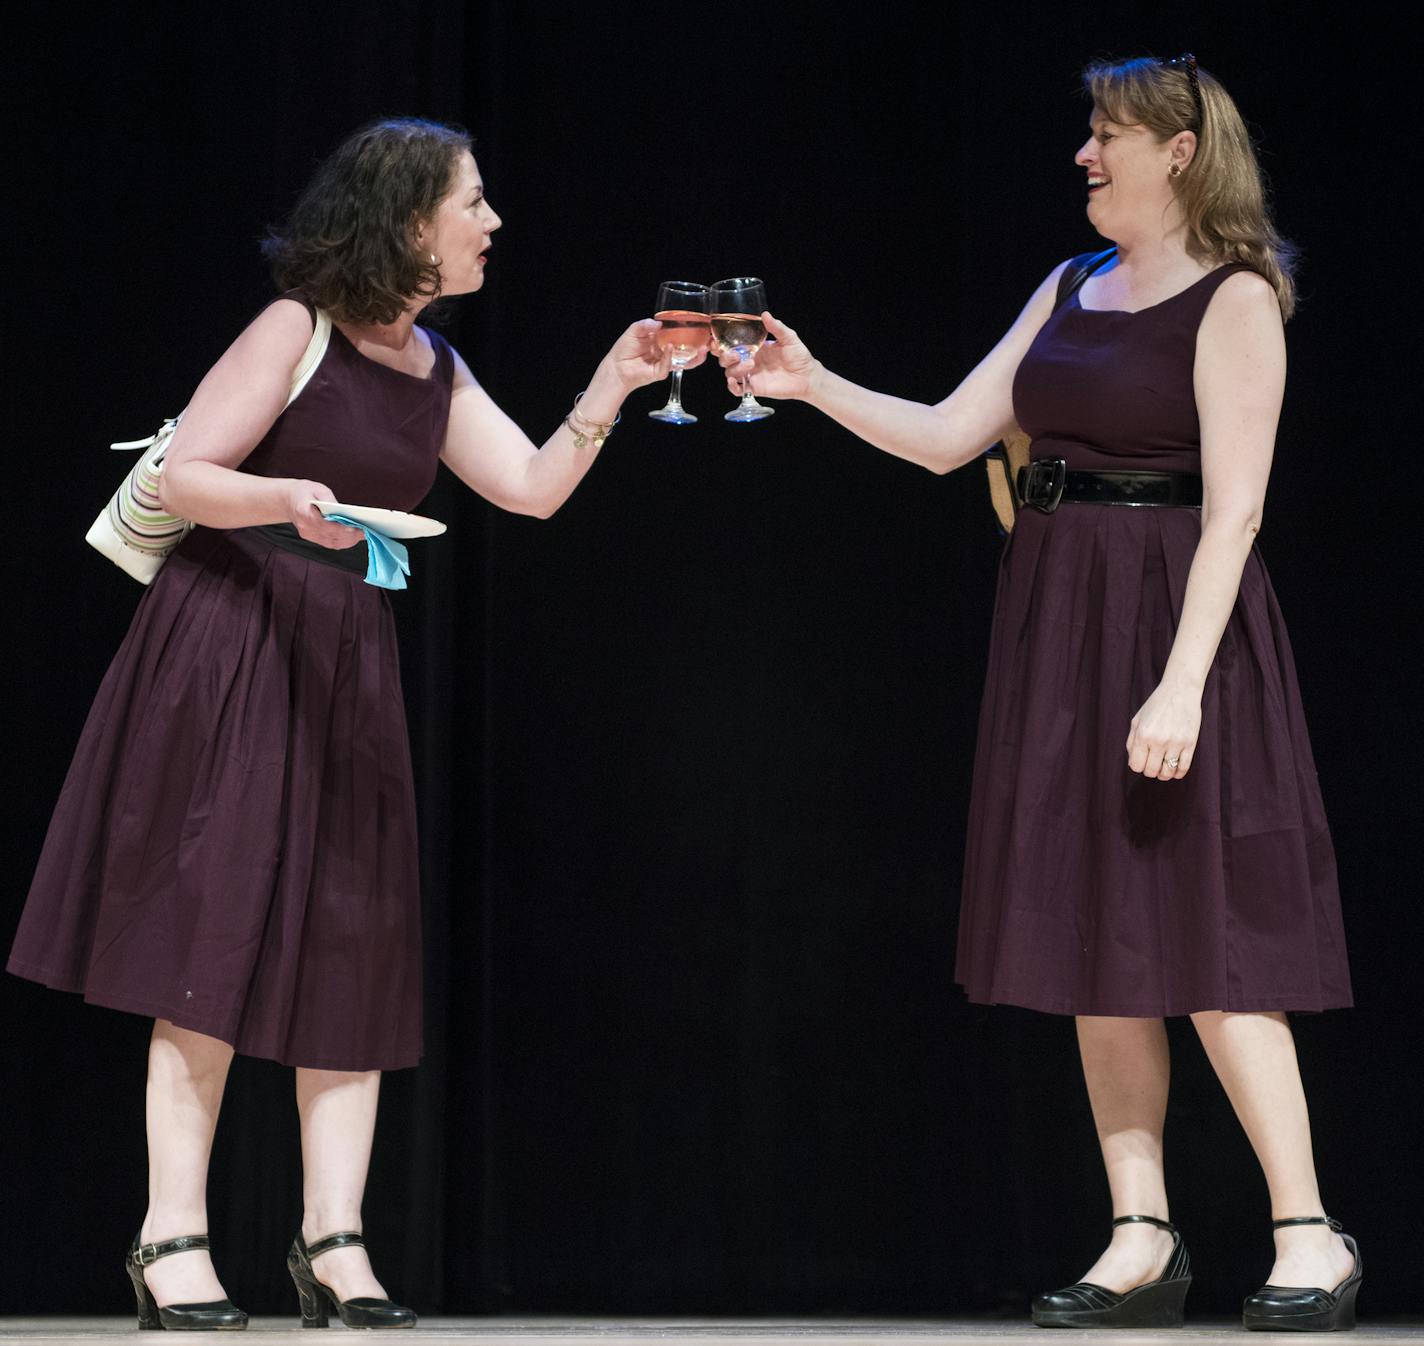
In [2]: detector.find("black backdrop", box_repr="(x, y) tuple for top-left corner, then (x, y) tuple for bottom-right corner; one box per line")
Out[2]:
(3, 0), (1418, 1321)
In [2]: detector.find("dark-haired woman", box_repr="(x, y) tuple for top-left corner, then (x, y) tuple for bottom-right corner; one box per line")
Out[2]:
(7, 118), (693, 1330)
(722, 59), (1356, 1330)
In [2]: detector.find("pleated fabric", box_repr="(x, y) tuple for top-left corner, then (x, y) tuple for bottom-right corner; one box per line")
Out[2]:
(954, 263), (1351, 1017)
(8, 294), (451, 1068)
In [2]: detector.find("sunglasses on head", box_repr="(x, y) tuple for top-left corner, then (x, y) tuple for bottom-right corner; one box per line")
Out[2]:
(1162, 52), (1204, 128)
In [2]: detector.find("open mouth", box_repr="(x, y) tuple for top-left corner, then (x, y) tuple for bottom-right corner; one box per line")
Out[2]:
(1087, 176), (1110, 193)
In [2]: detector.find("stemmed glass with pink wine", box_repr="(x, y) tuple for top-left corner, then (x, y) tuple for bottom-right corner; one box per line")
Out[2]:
(648, 281), (711, 425)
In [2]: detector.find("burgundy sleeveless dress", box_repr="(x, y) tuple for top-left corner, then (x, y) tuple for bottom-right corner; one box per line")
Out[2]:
(954, 262), (1352, 1017)
(7, 294), (452, 1069)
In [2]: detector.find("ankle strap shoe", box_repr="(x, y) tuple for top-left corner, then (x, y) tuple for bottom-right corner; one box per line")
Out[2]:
(1031, 1215), (1192, 1328)
(287, 1231), (416, 1330)
(125, 1233), (248, 1331)
(1243, 1215), (1362, 1332)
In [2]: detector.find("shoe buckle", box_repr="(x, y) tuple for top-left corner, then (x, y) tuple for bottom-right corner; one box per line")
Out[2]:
(1019, 458), (1067, 514)
(135, 1242), (161, 1267)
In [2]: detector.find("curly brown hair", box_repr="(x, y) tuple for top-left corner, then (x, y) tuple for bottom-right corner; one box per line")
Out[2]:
(263, 117), (473, 326)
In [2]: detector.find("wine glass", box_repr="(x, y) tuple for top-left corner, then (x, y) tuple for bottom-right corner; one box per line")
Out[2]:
(710, 277), (773, 422)
(649, 281), (711, 424)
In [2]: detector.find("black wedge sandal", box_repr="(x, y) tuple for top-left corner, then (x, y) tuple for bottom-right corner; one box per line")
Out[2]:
(125, 1234), (248, 1331)
(1243, 1215), (1362, 1332)
(1031, 1214), (1192, 1329)
(287, 1231), (417, 1330)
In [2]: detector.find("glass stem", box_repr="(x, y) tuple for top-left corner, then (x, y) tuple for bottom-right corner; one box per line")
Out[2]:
(667, 367), (684, 409)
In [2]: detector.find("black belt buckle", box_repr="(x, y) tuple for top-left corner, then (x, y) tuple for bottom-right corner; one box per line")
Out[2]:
(1018, 458), (1067, 514)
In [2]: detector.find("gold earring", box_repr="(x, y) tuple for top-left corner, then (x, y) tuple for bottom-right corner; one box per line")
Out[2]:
(1169, 163), (1183, 178)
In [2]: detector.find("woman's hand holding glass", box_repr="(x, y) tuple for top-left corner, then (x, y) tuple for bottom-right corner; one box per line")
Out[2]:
(709, 278), (775, 422)
(716, 311), (821, 402)
(573, 315), (710, 432)
(603, 316), (707, 393)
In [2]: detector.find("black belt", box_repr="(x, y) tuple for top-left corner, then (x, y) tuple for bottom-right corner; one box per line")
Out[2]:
(246, 523), (368, 575)
(1017, 460), (1203, 514)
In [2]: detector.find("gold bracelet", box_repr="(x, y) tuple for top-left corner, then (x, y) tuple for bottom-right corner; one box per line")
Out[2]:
(564, 391), (620, 450)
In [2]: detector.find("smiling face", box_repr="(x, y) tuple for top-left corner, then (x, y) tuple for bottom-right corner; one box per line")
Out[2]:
(1075, 106), (1194, 243)
(417, 151), (502, 296)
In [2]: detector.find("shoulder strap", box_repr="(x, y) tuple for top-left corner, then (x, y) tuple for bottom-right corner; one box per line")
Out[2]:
(1054, 247), (1117, 310)
(420, 324), (456, 385)
(983, 248), (1116, 535)
(285, 309), (331, 407)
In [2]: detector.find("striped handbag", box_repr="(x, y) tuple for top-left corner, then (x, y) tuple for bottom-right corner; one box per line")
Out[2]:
(86, 308), (332, 584)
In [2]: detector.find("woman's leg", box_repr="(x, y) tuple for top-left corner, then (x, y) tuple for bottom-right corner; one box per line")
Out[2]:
(295, 1067), (389, 1301)
(139, 1020), (235, 1306)
(1191, 1010), (1354, 1289)
(1069, 1015), (1179, 1291)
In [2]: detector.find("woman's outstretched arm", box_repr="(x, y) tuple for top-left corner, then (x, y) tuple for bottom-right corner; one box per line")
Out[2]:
(720, 260), (1069, 474)
(440, 319), (704, 518)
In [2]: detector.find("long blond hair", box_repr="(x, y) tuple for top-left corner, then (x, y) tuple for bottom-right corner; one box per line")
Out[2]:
(1084, 56), (1298, 319)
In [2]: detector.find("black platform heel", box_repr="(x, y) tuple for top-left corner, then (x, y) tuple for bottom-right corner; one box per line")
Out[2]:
(125, 1234), (248, 1331)
(1031, 1214), (1191, 1329)
(1243, 1215), (1362, 1332)
(287, 1231), (417, 1330)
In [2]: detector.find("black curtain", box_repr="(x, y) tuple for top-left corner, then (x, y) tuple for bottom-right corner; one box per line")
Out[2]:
(3, 1), (1417, 1319)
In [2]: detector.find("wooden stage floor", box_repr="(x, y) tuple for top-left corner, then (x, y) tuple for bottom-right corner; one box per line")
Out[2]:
(0, 1320), (1420, 1344)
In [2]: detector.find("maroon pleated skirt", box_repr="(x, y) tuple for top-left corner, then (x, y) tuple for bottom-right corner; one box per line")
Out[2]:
(954, 503), (1351, 1017)
(8, 526), (423, 1069)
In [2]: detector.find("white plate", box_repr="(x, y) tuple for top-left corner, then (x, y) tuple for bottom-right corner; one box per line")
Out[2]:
(313, 501), (447, 539)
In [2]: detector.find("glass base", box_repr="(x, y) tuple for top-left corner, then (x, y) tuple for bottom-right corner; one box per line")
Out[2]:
(725, 398), (774, 422)
(649, 405), (698, 424)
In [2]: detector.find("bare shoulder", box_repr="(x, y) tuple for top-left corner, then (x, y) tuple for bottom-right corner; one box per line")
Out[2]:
(250, 295), (315, 335)
(1010, 257), (1075, 331)
(449, 342), (482, 390)
(1195, 268), (1285, 402)
(1205, 269), (1281, 323)
(232, 296), (317, 364)
(1198, 271), (1284, 373)
(1038, 257), (1074, 301)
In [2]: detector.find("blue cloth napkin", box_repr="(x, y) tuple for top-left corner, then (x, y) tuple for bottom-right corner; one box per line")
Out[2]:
(322, 514), (411, 590)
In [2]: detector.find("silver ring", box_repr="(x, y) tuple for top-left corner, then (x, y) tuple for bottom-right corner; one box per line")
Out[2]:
(1165, 756), (1180, 768)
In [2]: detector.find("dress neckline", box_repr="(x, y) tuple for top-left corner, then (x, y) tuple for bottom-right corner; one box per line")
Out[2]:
(1075, 263), (1239, 316)
(331, 322), (440, 383)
